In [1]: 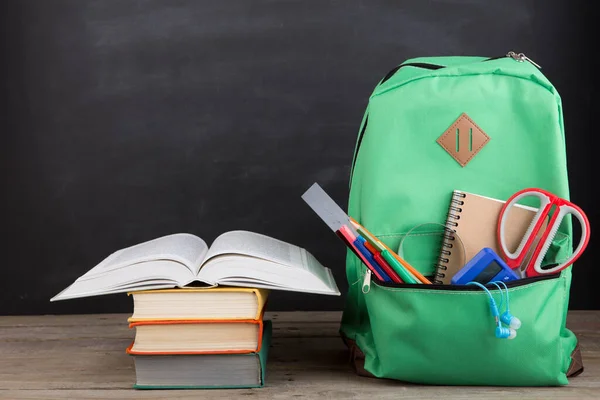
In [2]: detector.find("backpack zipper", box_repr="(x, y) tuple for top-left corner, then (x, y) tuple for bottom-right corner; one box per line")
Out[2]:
(363, 270), (559, 292)
(506, 51), (542, 69)
(350, 52), (540, 183)
(380, 53), (540, 88)
(380, 63), (444, 84)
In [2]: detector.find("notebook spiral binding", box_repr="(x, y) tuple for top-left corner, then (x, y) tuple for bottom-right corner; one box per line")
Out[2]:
(433, 191), (467, 284)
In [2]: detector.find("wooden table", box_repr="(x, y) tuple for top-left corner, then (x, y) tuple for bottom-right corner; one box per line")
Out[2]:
(0, 311), (599, 399)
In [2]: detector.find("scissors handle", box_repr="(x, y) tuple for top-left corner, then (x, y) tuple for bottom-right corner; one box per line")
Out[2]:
(498, 189), (552, 270)
(498, 188), (591, 277)
(525, 203), (590, 277)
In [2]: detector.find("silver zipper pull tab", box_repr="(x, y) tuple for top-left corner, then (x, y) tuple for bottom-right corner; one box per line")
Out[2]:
(506, 51), (541, 69)
(362, 269), (372, 294)
(507, 51), (521, 61)
(521, 54), (542, 69)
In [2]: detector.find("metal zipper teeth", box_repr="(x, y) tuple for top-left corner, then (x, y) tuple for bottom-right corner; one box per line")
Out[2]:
(373, 273), (560, 291)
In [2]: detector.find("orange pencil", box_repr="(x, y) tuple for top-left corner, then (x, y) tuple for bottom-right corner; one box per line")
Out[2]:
(349, 217), (432, 284)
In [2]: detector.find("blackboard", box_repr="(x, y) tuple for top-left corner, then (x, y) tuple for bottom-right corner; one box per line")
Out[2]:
(1, 0), (595, 315)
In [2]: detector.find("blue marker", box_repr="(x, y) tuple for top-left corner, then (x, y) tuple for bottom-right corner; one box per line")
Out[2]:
(354, 236), (392, 282)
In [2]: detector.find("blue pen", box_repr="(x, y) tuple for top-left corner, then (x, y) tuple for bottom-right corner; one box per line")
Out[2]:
(354, 236), (392, 282)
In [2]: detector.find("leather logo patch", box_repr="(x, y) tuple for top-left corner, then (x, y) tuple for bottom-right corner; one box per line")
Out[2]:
(437, 113), (490, 167)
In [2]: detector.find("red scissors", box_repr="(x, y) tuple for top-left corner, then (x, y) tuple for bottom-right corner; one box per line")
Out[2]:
(497, 188), (590, 278)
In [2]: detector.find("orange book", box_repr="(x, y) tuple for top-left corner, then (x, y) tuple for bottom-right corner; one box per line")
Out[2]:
(127, 315), (265, 355)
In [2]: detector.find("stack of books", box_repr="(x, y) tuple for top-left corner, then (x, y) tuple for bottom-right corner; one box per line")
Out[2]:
(51, 230), (340, 389)
(126, 287), (271, 389)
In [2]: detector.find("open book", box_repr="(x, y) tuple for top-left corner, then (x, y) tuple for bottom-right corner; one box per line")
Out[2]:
(51, 231), (340, 301)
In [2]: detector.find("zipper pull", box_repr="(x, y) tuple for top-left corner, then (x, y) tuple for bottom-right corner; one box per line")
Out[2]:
(362, 269), (372, 294)
(506, 51), (542, 69)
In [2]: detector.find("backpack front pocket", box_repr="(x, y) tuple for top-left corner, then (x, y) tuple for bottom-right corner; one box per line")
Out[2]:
(357, 273), (576, 386)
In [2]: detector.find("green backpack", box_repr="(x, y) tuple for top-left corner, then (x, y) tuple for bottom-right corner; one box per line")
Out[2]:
(341, 53), (583, 386)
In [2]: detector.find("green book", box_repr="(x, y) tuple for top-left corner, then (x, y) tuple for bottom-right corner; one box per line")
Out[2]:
(133, 320), (272, 389)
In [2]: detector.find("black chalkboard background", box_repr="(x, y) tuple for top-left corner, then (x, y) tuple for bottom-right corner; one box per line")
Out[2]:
(2, 0), (596, 315)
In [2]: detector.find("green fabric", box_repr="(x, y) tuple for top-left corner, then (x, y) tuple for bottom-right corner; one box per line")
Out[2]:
(134, 320), (272, 389)
(341, 56), (576, 386)
(362, 276), (573, 386)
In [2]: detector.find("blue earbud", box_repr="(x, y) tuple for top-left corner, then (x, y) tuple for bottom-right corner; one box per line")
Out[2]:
(493, 281), (522, 330)
(495, 325), (517, 339)
(467, 281), (517, 339)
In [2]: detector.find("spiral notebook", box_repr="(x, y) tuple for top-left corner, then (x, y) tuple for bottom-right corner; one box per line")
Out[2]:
(435, 190), (543, 284)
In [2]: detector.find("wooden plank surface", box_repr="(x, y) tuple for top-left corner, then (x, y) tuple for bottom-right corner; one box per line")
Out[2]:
(0, 311), (599, 399)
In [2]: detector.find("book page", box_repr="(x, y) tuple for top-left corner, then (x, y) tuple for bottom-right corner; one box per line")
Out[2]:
(201, 231), (305, 269)
(80, 233), (208, 279)
(302, 250), (341, 291)
(198, 254), (339, 295)
(51, 260), (196, 301)
(197, 231), (340, 295)
(51, 233), (207, 301)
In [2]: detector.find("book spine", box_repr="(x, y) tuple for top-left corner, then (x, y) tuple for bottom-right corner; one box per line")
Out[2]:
(434, 191), (466, 284)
